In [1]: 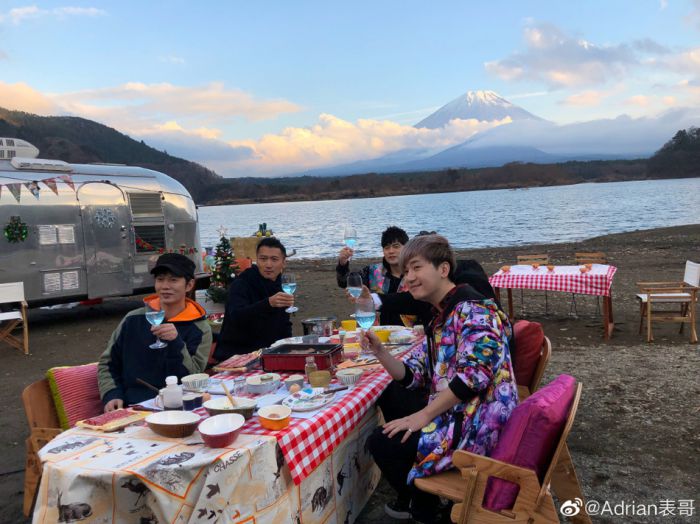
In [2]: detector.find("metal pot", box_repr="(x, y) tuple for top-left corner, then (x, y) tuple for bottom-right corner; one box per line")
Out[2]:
(301, 316), (337, 336)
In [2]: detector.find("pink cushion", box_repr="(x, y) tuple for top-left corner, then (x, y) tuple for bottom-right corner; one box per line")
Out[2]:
(46, 363), (103, 430)
(512, 320), (544, 388)
(482, 374), (576, 511)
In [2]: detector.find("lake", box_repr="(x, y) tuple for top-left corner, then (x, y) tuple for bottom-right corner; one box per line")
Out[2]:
(197, 178), (700, 259)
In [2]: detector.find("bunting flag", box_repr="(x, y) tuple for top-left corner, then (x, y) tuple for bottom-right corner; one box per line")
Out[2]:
(25, 181), (40, 199)
(6, 183), (22, 202)
(57, 174), (75, 191)
(43, 178), (59, 195)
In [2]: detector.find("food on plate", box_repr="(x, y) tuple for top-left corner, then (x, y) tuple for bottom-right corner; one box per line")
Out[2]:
(77, 409), (148, 432)
(289, 384), (302, 394)
(500, 265), (510, 272)
(546, 264), (555, 272)
(531, 263), (540, 269)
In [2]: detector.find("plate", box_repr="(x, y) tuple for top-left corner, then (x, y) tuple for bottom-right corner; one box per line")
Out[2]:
(282, 391), (335, 412)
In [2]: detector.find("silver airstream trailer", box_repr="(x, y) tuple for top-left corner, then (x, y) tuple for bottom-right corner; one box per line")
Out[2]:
(0, 138), (205, 306)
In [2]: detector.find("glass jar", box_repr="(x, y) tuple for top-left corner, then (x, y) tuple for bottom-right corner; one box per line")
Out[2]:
(304, 356), (318, 382)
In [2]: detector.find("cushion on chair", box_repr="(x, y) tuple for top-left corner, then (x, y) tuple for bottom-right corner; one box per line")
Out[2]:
(46, 363), (103, 430)
(482, 374), (577, 511)
(511, 320), (544, 388)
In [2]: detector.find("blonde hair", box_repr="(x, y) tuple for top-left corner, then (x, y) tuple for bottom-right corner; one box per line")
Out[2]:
(399, 234), (456, 281)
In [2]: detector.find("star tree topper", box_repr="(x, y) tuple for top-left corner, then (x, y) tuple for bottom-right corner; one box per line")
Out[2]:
(217, 225), (228, 239)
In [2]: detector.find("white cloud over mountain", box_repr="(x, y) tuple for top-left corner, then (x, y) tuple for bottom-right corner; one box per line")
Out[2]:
(0, 5), (105, 25)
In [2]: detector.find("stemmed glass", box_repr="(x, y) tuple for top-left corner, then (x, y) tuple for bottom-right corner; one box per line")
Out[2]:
(347, 272), (363, 298)
(144, 300), (167, 349)
(281, 273), (299, 313)
(343, 226), (358, 250)
(355, 297), (376, 331)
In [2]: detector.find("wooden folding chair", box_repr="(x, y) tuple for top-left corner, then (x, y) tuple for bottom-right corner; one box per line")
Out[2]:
(22, 378), (62, 517)
(415, 384), (590, 524)
(0, 282), (29, 354)
(570, 253), (608, 316)
(516, 255), (550, 315)
(637, 261), (699, 343)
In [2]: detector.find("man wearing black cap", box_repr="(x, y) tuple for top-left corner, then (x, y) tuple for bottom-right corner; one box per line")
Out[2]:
(98, 253), (212, 411)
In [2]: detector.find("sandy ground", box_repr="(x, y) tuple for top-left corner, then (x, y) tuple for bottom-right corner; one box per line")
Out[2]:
(1, 224), (698, 523)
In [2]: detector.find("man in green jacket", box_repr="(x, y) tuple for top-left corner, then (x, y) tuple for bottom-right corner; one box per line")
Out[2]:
(98, 253), (212, 412)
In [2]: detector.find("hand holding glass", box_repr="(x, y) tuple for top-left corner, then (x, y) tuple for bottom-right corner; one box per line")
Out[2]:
(281, 273), (299, 313)
(355, 297), (376, 330)
(347, 272), (363, 298)
(144, 300), (168, 349)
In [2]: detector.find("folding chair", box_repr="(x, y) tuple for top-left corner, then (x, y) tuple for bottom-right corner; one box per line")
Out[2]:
(0, 281), (29, 354)
(570, 252), (608, 316)
(516, 254), (550, 315)
(637, 260), (699, 343)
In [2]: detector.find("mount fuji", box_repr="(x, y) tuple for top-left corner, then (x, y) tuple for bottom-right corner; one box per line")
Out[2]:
(415, 90), (544, 129)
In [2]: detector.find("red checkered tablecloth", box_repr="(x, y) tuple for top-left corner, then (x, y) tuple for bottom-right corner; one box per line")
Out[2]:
(489, 264), (617, 296)
(212, 340), (423, 485)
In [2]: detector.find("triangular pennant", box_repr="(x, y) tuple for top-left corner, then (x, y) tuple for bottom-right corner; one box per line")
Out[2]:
(25, 181), (40, 199)
(43, 178), (59, 195)
(57, 174), (75, 191)
(7, 183), (22, 202)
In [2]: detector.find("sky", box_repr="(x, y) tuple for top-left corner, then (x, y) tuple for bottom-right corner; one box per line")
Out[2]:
(1, 0), (699, 177)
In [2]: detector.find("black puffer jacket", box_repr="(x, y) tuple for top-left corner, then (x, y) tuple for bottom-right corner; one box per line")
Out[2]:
(215, 267), (292, 361)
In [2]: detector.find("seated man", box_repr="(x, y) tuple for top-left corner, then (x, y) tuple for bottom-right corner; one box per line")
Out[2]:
(360, 234), (517, 523)
(336, 226), (410, 325)
(98, 253), (212, 411)
(214, 237), (293, 361)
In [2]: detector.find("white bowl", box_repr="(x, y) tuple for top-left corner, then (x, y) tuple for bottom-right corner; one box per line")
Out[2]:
(336, 368), (364, 386)
(246, 373), (281, 395)
(198, 414), (245, 447)
(182, 373), (210, 392)
(145, 410), (201, 437)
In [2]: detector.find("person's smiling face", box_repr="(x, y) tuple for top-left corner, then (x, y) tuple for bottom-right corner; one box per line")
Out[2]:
(256, 246), (286, 281)
(155, 272), (193, 307)
(403, 255), (450, 304)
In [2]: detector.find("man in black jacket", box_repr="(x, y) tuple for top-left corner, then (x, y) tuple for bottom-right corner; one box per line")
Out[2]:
(214, 237), (294, 361)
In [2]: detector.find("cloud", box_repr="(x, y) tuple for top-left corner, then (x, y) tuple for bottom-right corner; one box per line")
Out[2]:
(632, 38), (670, 54)
(0, 5), (105, 25)
(0, 81), (58, 114)
(660, 0), (668, 10)
(158, 55), (186, 65)
(485, 23), (640, 88)
(0, 49), (7, 60)
(215, 113), (509, 176)
(625, 95), (651, 106)
(654, 47), (700, 74)
(560, 90), (609, 107)
(688, 0), (700, 29)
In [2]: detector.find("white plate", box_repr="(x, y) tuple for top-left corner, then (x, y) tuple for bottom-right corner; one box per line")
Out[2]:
(282, 392), (335, 412)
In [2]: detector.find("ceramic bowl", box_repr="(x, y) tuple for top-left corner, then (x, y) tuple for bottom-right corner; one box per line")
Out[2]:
(182, 373), (210, 392)
(258, 405), (291, 430)
(203, 397), (257, 419)
(246, 373), (281, 395)
(198, 413), (245, 448)
(146, 410), (200, 438)
(284, 374), (305, 391)
(308, 370), (331, 388)
(336, 368), (364, 387)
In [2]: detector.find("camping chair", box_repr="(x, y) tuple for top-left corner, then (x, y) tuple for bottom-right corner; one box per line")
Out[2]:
(22, 378), (62, 516)
(516, 254), (550, 315)
(0, 281), (29, 354)
(570, 252), (608, 316)
(415, 381), (590, 524)
(636, 260), (699, 343)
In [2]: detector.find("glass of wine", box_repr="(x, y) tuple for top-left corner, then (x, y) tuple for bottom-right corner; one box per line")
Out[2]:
(343, 226), (358, 250)
(281, 273), (299, 313)
(355, 297), (376, 331)
(347, 272), (363, 298)
(144, 300), (167, 349)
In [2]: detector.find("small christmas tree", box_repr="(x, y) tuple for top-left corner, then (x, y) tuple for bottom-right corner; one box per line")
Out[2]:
(207, 235), (238, 303)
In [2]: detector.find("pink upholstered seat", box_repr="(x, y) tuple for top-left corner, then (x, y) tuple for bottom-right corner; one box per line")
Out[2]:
(46, 363), (102, 429)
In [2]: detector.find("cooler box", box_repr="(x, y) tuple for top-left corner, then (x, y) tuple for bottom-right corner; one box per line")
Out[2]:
(262, 344), (343, 372)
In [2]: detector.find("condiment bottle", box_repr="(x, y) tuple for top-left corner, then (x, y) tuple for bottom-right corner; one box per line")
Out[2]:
(304, 356), (318, 382)
(162, 375), (183, 410)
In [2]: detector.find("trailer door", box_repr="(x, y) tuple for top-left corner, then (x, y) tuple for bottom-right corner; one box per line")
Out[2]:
(77, 182), (133, 298)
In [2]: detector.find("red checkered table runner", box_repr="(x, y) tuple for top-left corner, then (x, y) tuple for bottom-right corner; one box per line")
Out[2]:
(211, 340), (422, 485)
(489, 264), (617, 296)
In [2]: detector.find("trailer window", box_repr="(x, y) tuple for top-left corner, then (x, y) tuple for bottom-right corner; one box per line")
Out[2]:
(135, 225), (166, 253)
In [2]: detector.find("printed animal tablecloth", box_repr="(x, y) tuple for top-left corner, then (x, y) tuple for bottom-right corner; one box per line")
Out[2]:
(33, 409), (382, 524)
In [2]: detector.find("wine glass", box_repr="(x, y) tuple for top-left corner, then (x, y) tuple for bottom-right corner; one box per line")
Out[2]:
(355, 297), (376, 331)
(281, 273), (299, 313)
(347, 272), (363, 298)
(144, 300), (167, 349)
(343, 226), (358, 250)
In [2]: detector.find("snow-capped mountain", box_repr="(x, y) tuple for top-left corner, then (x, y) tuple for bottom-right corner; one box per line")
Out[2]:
(415, 90), (544, 129)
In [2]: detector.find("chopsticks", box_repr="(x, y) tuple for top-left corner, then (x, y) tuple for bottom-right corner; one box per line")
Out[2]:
(221, 381), (237, 407)
(136, 378), (161, 394)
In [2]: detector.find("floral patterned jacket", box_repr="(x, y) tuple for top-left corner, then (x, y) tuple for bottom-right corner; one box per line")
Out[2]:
(401, 285), (518, 483)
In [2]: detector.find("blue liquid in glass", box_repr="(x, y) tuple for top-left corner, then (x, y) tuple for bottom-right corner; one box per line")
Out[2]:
(348, 287), (362, 298)
(356, 312), (376, 330)
(145, 310), (165, 326)
(344, 238), (357, 248)
(282, 283), (297, 295)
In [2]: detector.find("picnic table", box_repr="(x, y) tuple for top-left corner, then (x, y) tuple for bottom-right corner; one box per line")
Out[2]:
(489, 264), (618, 339)
(32, 340), (422, 524)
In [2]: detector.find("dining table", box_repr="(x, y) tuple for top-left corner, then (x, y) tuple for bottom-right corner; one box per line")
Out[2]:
(489, 264), (618, 339)
(32, 339), (423, 524)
